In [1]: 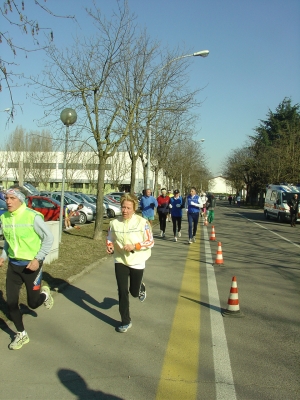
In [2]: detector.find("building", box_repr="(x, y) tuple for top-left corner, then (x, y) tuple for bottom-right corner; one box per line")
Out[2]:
(0, 151), (163, 194)
(208, 175), (234, 194)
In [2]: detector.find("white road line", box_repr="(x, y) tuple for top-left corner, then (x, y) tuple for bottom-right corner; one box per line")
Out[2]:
(237, 213), (300, 249)
(203, 227), (237, 400)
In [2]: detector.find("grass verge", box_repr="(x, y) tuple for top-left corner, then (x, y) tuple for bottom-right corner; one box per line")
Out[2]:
(0, 220), (109, 324)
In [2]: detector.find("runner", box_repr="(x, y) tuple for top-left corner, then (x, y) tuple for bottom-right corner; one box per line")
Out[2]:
(106, 193), (154, 333)
(0, 186), (54, 350)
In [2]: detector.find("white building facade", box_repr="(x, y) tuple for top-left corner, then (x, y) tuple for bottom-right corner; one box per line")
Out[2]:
(0, 151), (163, 194)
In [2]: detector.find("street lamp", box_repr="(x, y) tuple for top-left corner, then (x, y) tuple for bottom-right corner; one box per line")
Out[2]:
(146, 50), (209, 191)
(59, 108), (77, 242)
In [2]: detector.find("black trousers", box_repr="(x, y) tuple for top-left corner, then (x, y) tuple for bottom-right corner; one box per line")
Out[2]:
(172, 216), (182, 236)
(6, 261), (46, 332)
(290, 211), (297, 226)
(115, 263), (144, 326)
(158, 212), (167, 233)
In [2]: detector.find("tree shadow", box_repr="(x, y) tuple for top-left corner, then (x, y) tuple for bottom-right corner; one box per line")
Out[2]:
(57, 368), (123, 399)
(43, 272), (119, 328)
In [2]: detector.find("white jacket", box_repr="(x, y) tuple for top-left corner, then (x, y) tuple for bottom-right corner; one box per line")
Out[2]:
(106, 214), (154, 266)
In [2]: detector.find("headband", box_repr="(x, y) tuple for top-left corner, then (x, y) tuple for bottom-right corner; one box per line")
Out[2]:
(5, 189), (26, 203)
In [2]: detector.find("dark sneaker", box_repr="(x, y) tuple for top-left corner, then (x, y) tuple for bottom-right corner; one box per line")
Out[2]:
(9, 332), (30, 350)
(139, 282), (146, 302)
(116, 322), (132, 333)
(41, 286), (54, 310)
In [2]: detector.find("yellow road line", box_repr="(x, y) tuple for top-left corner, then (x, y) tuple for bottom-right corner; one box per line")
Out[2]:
(156, 230), (201, 400)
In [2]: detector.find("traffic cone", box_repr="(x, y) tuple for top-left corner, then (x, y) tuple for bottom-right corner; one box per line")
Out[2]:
(222, 276), (244, 318)
(209, 225), (216, 241)
(213, 241), (224, 265)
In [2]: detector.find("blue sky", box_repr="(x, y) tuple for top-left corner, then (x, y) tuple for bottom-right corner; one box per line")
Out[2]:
(1, 0), (299, 176)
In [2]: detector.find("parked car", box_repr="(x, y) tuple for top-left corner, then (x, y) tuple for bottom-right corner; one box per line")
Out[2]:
(104, 198), (122, 218)
(25, 196), (80, 225)
(51, 192), (95, 224)
(39, 191), (52, 197)
(89, 194), (120, 218)
(104, 194), (119, 203)
(108, 192), (125, 202)
(23, 182), (40, 195)
(67, 191), (108, 217)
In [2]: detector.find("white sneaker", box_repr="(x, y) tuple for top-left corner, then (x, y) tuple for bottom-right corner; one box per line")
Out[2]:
(178, 232), (181, 237)
(174, 237), (177, 242)
(193, 236), (196, 243)
(41, 286), (54, 310)
(162, 232), (165, 238)
(160, 231), (163, 237)
(9, 332), (30, 350)
(188, 239), (192, 244)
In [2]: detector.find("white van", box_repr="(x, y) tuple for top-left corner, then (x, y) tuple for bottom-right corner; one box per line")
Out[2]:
(264, 184), (300, 222)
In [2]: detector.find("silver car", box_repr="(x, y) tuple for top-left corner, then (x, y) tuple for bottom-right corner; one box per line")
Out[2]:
(51, 192), (94, 224)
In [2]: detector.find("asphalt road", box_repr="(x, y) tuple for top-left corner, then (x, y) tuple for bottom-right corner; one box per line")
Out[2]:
(0, 202), (299, 400)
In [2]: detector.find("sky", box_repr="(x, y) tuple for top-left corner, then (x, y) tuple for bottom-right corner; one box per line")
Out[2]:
(1, 0), (300, 176)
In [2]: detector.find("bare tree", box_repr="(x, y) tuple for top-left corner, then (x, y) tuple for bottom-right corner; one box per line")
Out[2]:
(106, 152), (131, 189)
(0, 0), (75, 120)
(4, 126), (55, 185)
(31, 2), (148, 239)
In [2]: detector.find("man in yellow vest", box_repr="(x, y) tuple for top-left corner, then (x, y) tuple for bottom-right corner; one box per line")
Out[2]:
(0, 186), (54, 350)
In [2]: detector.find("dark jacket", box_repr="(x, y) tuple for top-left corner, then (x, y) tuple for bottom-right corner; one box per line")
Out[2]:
(288, 197), (299, 212)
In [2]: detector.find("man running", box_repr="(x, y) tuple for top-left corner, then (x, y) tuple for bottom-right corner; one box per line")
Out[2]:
(0, 186), (54, 350)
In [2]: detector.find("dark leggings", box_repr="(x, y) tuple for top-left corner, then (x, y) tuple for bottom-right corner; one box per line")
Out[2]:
(6, 261), (46, 332)
(172, 216), (182, 236)
(115, 263), (144, 326)
(158, 212), (167, 233)
(290, 211), (297, 226)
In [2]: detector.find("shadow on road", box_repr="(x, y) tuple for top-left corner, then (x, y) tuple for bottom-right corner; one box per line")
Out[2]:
(43, 272), (119, 328)
(57, 368), (122, 400)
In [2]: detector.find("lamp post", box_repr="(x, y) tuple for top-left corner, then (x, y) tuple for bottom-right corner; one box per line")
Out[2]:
(146, 50), (209, 193)
(59, 108), (77, 242)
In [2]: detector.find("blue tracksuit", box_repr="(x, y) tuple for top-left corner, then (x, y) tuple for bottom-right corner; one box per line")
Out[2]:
(170, 196), (183, 217)
(140, 195), (158, 219)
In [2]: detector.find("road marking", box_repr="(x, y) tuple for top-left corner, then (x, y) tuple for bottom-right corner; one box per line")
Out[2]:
(203, 227), (237, 399)
(237, 214), (300, 249)
(156, 233), (201, 400)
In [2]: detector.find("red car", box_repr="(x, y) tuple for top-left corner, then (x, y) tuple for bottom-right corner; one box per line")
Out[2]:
(26, 196), (80, 224)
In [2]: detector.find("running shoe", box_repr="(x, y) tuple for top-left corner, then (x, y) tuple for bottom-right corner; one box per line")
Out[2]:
(139, 282), (146, 302)
(9, 332), (30, 350)
(117, 322), (132, 333)
(188, 239), (192, 244)
(41, 286), (54, 310)
(160, 231), (163, 237)
(174, 237), (177, 242)
(178, 232), (181, 237)
(193, 236), (196, 243)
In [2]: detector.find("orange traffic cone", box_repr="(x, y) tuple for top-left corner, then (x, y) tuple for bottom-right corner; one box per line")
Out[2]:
(209, 225), (216, 241)
(213, 241), (224, 265)
(222, 276), (244, 317)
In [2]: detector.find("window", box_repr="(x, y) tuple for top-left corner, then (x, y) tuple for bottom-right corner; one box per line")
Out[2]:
(72, 183), (83, 189)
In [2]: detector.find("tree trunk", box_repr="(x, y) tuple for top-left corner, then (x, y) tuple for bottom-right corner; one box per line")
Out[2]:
(93, 156), (106, 240)
(130, 157), (137, 194)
